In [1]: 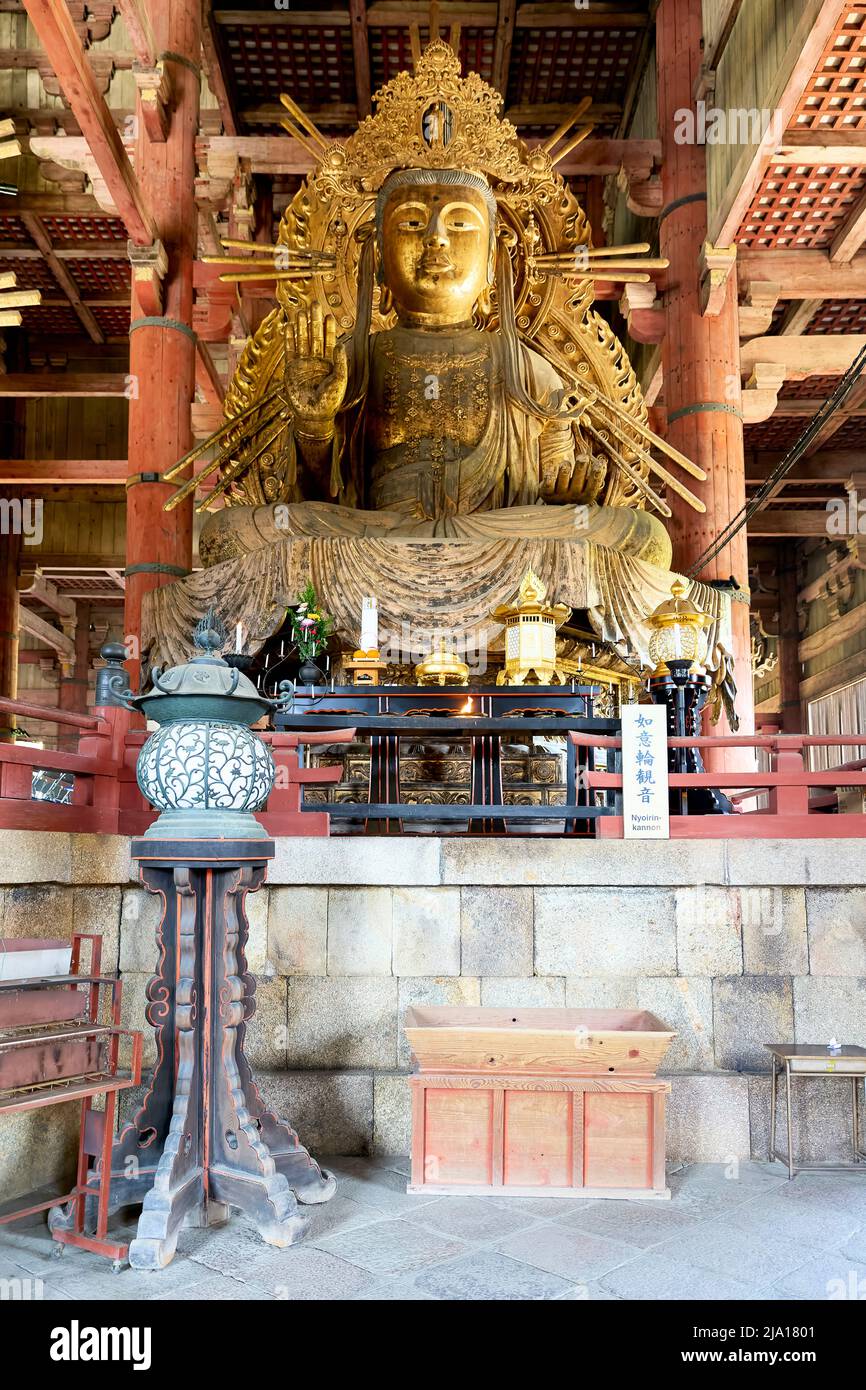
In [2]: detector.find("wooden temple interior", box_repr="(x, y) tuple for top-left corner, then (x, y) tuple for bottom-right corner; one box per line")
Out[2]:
(1, 0), (865, 806)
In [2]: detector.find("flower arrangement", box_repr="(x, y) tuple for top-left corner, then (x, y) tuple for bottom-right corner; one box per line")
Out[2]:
(289, 580), (334, 662)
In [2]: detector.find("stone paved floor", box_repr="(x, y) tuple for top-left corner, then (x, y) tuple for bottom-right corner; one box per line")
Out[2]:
(2, 1158), (866, 1301)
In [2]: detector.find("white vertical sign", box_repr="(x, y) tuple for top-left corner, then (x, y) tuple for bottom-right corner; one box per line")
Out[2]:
(621, 703), (669, 839)
(360, 596), (378, 652)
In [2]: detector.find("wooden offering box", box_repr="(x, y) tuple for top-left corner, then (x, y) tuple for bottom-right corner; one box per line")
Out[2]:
(404, 1007), (676, 1200)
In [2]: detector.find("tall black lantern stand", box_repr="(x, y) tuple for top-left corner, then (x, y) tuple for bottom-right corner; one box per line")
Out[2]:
(646, 581), (732, 816)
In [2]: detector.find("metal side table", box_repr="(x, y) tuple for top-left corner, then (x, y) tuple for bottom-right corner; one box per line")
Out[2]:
(766, 1043), (866, 1178)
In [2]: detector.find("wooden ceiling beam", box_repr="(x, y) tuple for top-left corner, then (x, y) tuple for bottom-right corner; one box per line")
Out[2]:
(18, 212), (105, 345)
(115, 0), (157, 68)
(0, 374), (130, 397)
(21, 0), (157, 244)
(778, 299), (821, 335)
(0, 461), (128, 484)
(746, 511), (833, 537)
(195, 340), (225, 408)
(513, 3), (649, 26)
(16, 606), (76, 661)
(349, 0), (372, 119)
(738, 249), (866, 299)
(491, 0), (516, 98)
(710, 0), (849, 247)
(202, 0), (238, 136)
(745, 451), (866, 485)
(830, 185), (866, 264)
(201, 132), (659, 177)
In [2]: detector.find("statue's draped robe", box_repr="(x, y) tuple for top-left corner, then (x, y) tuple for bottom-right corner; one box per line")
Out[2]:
(199, 333), (671, 571)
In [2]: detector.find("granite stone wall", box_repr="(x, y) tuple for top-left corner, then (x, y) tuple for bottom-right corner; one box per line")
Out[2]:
(1, 832), (864, 1201)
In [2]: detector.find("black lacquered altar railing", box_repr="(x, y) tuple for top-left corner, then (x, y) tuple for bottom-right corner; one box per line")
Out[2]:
(274, 685), (622, 834)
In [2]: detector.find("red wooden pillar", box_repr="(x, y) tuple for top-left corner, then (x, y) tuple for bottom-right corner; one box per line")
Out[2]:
(656, 0), (754, 751)
(0, 529), (21, 742)
(58, 602), (91, 751)
(124, 0), (200, 684)
(777, 546), (802, 734)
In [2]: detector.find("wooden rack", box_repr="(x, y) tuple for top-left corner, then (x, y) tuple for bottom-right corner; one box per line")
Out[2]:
(0, 933), (143, 1268)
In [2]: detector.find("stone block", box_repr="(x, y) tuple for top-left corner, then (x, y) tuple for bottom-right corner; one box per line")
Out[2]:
(636, 977), (714, 1072)
(460, 886), (533, 977)
(793, 976), (866, 1047)
(267, 886), (328, 975)
(0, 883), (74, 940)
(70, 833), (131, 885)
(286, 977), (398, 1069)
(119, 886), (163, 973)
(481, 976), (566, 1008)
(0, 831), (71, 885)
(748, 1074), (863, 1164)
(565, 977), (639, 1009)
(270, 837), (441, 886)
(807, 888), (866, 976)
(534, 887), (676, 976)
(392, 887), (460, 977)
(245, 975), (288, 1070)
(441, 838), (726, 886)
(244, 885), (269, 974)
(675, 886), (742, 976)
(118, 972), (156, 1067)
(397, 976), (480, 1067)
(256, 1070), (374, 1155)
(713, 976), (794, 1071)
(327, 888), (392, 975)
(666, 1074), (751, 1161)
(741, 887), (808, 975)
(724, 840), (866, 888)
(71, 886), (122, 974)
(372, 1073), (412, 1156)
(0, 1104), (78, 1204)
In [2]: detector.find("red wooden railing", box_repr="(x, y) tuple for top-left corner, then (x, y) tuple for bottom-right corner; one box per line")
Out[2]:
(2, 699), (866, 838)
(0, 698), (355, 837)
(570, 731), (866, 838)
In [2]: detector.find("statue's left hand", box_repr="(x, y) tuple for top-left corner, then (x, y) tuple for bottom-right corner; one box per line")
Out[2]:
(540, 453), (606, 505)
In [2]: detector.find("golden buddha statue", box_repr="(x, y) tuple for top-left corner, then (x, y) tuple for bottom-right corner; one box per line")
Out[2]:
(150, 42), (729, 674)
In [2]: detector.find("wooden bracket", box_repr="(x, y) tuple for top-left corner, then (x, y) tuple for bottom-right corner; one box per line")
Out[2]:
(619, 281), (665, 344)
(742, 362), (786, 423)
(700, 241), (737, 317)
(617, 164), (662, 219)
(693, 64), (716, 103)
(133, 60), (171, 143)
(128, 238), (168, 317)
(738, 280), (781, 338)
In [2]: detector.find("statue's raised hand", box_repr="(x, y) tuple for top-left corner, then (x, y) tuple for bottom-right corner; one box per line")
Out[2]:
(284, 303), (348, 435)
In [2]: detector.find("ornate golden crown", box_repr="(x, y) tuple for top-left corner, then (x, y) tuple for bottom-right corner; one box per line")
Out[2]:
(338, 40), (536, 188)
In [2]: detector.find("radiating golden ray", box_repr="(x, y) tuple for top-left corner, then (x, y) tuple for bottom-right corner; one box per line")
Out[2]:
(549, 125), (593, 166)
(163, 387), (284, 481)
(279, 92), (328, 151)
(540, 97), (593, 152)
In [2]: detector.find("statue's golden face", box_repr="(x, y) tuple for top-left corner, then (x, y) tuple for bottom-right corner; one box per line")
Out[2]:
(380, 182), (491, 325)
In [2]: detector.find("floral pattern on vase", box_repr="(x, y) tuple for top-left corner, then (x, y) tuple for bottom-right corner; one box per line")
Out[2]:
(137, 720), (275, 814)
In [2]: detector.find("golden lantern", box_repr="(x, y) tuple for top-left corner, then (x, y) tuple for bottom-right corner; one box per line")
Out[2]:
(647, 578), (711, 676)
(414, 636), (470, 686)
(491, 569), (570, 686)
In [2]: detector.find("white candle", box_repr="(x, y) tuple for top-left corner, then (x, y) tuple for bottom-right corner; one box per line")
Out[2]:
(360, 596), (378, 652)
(235, 622), (243, 654)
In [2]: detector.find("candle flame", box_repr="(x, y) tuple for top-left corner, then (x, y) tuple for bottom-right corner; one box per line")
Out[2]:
(461, 697), (474, 713)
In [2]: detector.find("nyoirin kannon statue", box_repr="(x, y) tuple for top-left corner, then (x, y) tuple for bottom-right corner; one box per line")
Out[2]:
(150, 41), (731, 673)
